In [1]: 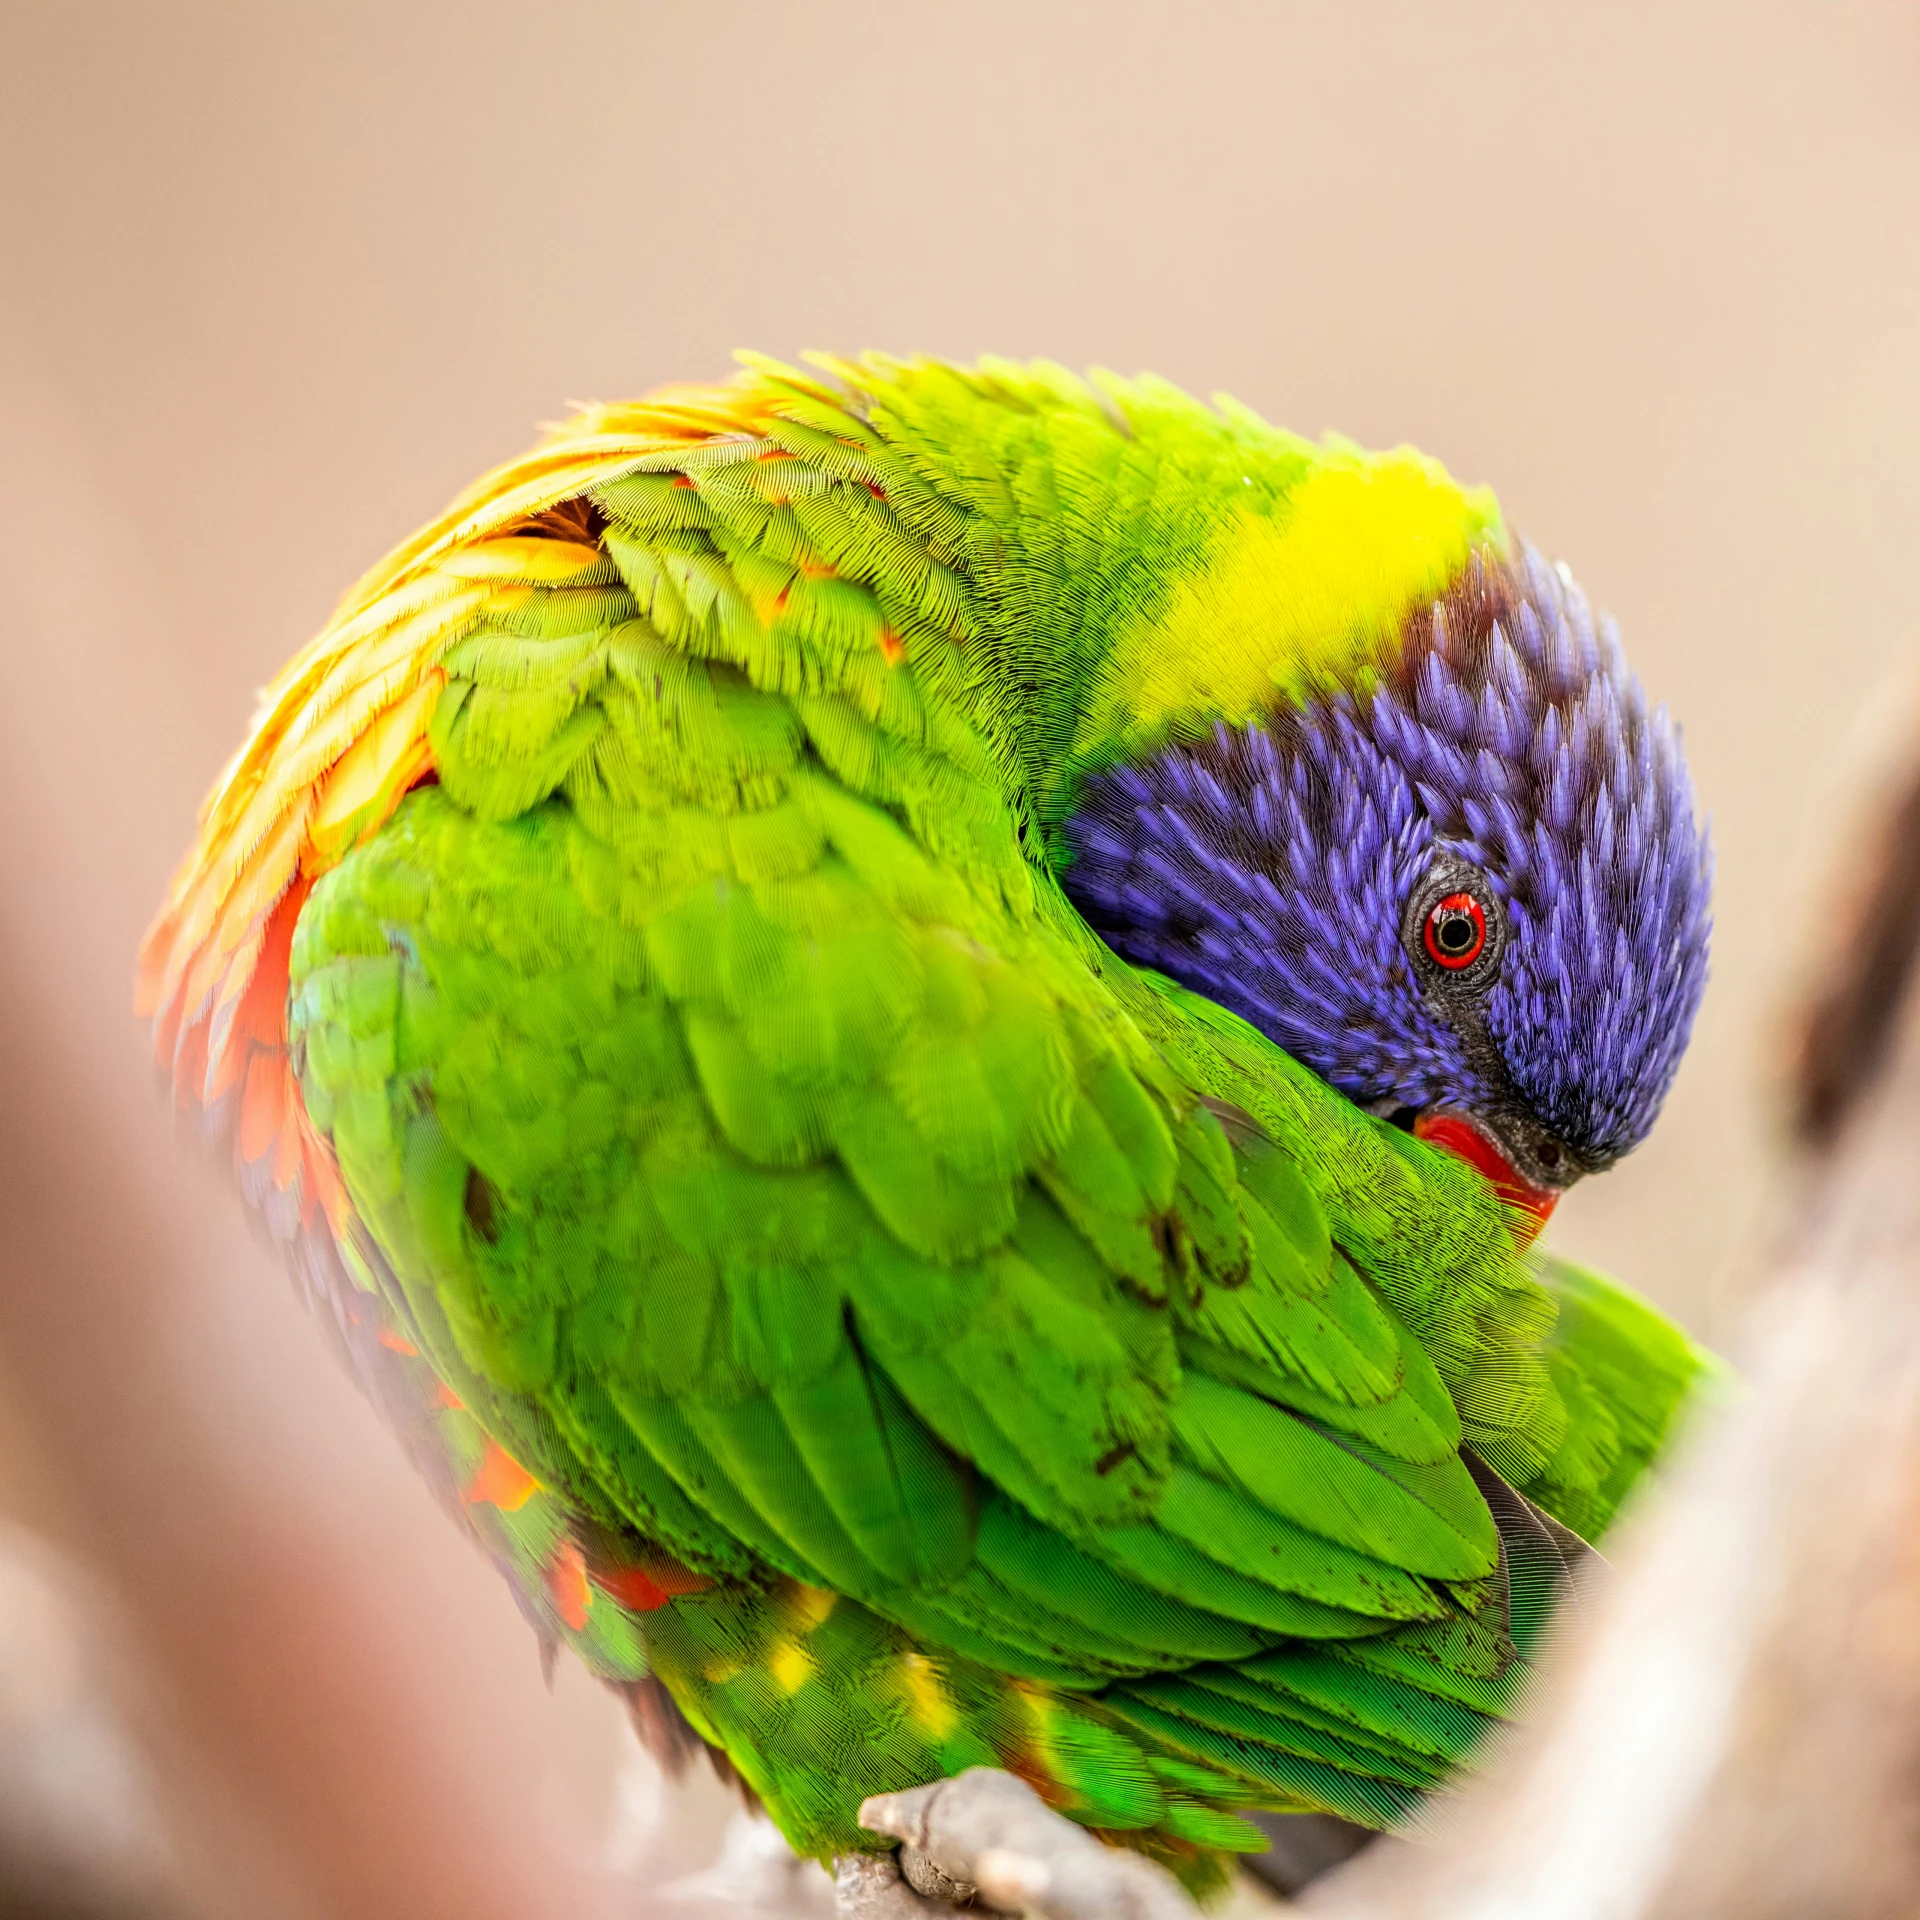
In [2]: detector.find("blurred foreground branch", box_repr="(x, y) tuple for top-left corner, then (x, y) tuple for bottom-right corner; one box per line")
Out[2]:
(0, 1527), (178, 1920)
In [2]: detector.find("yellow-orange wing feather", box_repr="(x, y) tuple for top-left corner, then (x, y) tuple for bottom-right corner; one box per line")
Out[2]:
(137, 376), (787, 1222)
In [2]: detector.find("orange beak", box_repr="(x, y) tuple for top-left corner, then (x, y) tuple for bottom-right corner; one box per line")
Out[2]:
(1413, 1111), (1561, 1245)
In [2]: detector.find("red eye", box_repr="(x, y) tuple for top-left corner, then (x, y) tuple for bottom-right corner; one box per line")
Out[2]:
(1424, 893), (1487, 970)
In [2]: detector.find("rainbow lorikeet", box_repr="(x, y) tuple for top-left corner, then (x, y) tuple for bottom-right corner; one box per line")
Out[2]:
(141, 355), (1712, 1895)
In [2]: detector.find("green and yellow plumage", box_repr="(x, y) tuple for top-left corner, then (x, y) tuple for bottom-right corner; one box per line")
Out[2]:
(141, 354), (1708, 1889)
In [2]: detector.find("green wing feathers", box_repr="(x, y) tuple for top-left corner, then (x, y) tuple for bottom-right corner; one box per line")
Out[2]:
(1517, 1254), (1717, 1540)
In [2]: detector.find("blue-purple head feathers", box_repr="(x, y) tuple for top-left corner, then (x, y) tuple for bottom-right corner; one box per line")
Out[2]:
(1063, 543), (1712, 1175)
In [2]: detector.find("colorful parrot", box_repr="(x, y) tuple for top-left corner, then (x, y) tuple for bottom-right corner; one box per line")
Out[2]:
(140, 354), (1713, 1896)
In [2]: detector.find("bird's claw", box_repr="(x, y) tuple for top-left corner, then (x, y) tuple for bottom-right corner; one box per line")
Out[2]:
(843, 1768), (1197, 1920)
(833, 1847), (953, 1917)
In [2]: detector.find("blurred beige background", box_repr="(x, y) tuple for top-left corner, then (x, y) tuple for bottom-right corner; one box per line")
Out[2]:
(2, 2), (1917, 1912)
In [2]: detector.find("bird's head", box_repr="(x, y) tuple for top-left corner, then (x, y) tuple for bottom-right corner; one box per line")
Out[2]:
(1063, 542), (1712, 1236)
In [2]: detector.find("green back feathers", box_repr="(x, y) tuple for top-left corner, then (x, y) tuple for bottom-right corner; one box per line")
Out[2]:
(579, 352), (1507, 845)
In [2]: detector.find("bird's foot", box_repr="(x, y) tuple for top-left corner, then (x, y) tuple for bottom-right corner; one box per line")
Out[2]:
(833, 1848), (954, 1918)
(839, 1768), (1197, 1920)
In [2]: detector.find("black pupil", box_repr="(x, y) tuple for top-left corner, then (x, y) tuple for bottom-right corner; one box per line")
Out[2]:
(1437, 911), (1476, 953)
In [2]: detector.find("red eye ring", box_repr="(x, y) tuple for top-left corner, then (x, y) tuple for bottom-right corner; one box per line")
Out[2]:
(1423, 893), (1487, 970)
